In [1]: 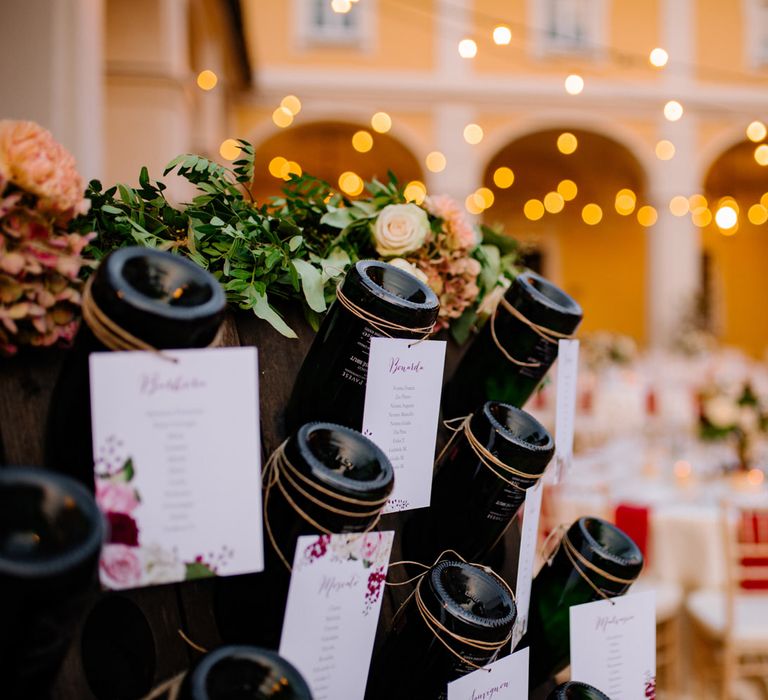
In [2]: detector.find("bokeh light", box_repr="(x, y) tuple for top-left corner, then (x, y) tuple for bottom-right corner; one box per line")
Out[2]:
(557, 179), (578, 201)
(371, 112), (392, 133)
(565, 74), (584, 95)
(582, 203), (603, 225)
(664, 100), (684, 121)
(544, 191), (565, 213)
(655, 140), (676, 160)
(463, 123), (484, 144)
(352, 130), (373, 153)
(746, 121), (767, 142)
(637, 205), (658, 227)
(219, 139), (241, 160)
(197, 70), (218, 90)
(557, 132), (578, 154)
(493, 26), (512, 45)
(493, 167), (515, 188)
(339, 171), (364, 196)
(426, 151), (447, 172)
(524, 199), (545, 220)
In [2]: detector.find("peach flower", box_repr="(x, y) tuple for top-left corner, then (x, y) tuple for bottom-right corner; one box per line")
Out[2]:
(0, 120), (88, 218)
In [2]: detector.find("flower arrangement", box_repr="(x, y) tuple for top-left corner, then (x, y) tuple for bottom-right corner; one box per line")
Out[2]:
(580, 331), (638, 371)
(699, 381), (768, 470)
(0, 121), (94, 356)
(285, 177), (495, 333)
(77, 141), (519, 340)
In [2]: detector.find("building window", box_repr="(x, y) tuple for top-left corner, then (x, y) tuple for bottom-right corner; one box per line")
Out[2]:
(530, 0), (607, 58)
(296, 0), (371, 48)
(744, 0), (768, 68)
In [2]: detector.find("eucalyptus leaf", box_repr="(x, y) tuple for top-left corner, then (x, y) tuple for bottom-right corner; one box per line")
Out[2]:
(245, 288), (297, 338)
(292, 259), (327, 312)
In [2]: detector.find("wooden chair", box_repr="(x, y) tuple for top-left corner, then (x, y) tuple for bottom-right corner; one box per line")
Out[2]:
(686, 501), (768, 698)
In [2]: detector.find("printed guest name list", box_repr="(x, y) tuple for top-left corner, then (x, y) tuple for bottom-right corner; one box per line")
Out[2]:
(362, 337), (446, 513)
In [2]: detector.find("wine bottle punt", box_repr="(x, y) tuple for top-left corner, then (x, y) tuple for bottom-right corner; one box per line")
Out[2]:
(443, 271), (582, 417)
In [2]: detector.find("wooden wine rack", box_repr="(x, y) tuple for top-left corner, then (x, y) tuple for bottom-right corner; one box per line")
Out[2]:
(0, 306), (549, 699)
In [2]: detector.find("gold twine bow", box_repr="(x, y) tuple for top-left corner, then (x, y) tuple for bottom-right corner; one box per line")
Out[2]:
(489, 294), (576, 368)
(262, 440), (387, 571)
(387, 550), (516, 672)
(335, 284), (436, 346)
(81, 275), (223, 362)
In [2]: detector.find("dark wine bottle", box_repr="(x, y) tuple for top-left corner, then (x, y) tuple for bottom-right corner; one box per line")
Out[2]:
(179, 645), (312, 699)
(0, 467), (104, 699)
(285, 260), (439, 432)
(45, 247), (226, 488)
(547, 681), (611, 700)
(443, 271), (582, 417)
(214, 421), (394, 647)
(369, 559), (517, 700)
(521, 516), (643, 689)
(405, 401), (554, 564)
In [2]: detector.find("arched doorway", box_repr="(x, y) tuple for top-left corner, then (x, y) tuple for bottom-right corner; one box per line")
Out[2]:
(703, 139), (768, 358)
(482, 128), (649, 343)
(251, 120), (423, 202)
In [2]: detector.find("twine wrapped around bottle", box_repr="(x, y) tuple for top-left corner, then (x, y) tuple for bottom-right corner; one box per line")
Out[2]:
(438, 415), (547, 492)
(81, 275), (222, 361)
(539, 525), (635, 606)
(335, 284), (436, 341)
(387, 550), (516, 672)
(489, 294), (576, 368)
(262, 440), (389, 571)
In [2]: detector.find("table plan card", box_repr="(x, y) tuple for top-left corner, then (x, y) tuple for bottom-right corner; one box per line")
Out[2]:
(570, 590), (656, 699)
(551, 339), (580, 484)
(90, 347), (263, 589)
(447, 647), (529, 700)
(362, 337), (446, 513)
(510, 481), (544, 649)
(279, 531), (395, 700)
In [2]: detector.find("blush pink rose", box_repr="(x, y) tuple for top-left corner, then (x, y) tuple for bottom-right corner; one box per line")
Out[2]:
(96, 480), (139, 514)
(100, 544), (143, 589)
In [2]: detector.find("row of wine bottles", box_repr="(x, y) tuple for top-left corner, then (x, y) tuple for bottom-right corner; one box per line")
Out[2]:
(3, 246), (642, 698)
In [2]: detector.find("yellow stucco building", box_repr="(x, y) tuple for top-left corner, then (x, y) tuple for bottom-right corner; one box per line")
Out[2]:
(4, 0), (768, 355)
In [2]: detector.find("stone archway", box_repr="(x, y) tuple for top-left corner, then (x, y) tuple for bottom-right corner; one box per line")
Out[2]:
(703, 139), (768, 357)
(481, 127), (649, 343)
(250, 120), (423, 202)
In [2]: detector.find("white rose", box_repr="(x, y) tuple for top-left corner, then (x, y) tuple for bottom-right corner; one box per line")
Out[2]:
(387, 257), (429, 284)
(373, 203), (429, 257)
(704, 396), (739, 428)
(141, 543), (185, 584)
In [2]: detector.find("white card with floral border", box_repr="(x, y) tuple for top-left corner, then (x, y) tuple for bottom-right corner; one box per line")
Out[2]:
(447, 647), (529, 700)
(90, 347), (264, 589)
(279, 531), (394, 700)
(361, 336), (446, 513)
(569, 590), (656, 699)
